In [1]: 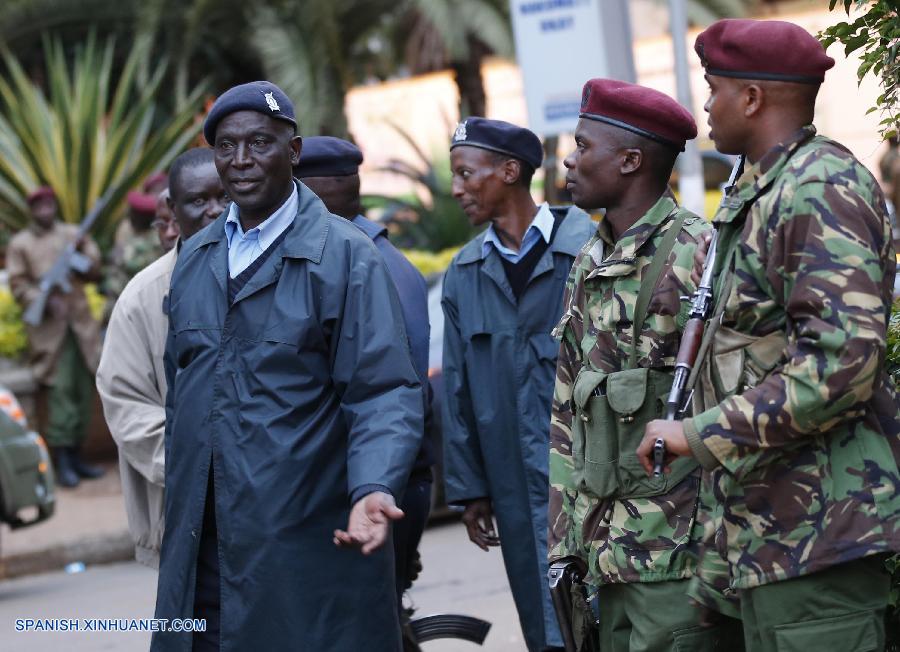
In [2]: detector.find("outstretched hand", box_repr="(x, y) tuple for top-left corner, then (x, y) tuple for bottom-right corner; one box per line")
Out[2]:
(334, 491), (404, 555)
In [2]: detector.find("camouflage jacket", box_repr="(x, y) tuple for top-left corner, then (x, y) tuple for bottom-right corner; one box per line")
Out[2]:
(104, 221), (164, 299)
(549, 194), (712, 585)
(684, 125), (900, 590)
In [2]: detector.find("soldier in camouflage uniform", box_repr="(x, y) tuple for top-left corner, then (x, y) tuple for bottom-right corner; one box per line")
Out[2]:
(549, 79), (737, 651)
(637, 19), (900, 651)
(104, 189), (166, 301)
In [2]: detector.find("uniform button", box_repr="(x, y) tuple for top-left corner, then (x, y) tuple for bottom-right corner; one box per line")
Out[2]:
(191, 529), (197, 538)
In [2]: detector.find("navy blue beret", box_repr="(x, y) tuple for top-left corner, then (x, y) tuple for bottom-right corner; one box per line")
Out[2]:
(204, 81), (297, 145)
(450, 117), (543, 170)
(294, 136), (363, 177)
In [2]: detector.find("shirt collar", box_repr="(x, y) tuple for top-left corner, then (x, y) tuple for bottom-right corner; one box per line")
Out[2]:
(714, 124), (817, 225)
(594, 193), (678, 265)
(224, 184), (299, 250)
(481, 202), (553, 259)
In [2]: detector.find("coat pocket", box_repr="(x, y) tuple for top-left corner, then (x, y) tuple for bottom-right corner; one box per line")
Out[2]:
(772, 610), (879, 652)
(572, 369), (618, 498)
(711, 327), (785, 397)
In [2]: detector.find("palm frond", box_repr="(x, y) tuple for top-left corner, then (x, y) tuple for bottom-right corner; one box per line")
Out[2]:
(0, 36), (206, 241)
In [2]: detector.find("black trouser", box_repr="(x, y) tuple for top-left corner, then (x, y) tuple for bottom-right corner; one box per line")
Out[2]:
(393, 478), (432, 600)
(192, 471), (220, 652)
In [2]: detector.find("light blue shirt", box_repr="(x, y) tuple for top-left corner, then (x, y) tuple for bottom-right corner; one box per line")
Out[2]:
(482, 202), (554, 263)
(224, 185), (298, 277)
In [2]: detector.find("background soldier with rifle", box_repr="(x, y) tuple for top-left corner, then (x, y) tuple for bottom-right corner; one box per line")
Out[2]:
(7, 185), (105, 488)
(637, 19), (900, 651)
(548, 78), (741, 652)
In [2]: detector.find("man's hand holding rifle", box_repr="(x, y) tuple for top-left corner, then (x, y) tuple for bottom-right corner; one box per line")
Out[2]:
(636, 157), (744, 476)
(23, 192), (110, 327)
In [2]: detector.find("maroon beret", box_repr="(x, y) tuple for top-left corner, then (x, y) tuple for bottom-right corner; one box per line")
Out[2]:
(127, 190), (158, 215)
(579, 78), (697, 151)
(26, 186), (56, 204)
(143, 171), (168, 193)
(695, 19), (834, 84)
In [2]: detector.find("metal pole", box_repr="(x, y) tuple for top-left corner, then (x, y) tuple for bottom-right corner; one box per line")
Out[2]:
(669, 0), (706, 216)
(600, 0), (637, 83)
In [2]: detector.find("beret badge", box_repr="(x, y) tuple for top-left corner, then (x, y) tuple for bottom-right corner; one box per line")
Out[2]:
(264, 92), (281, 113)
(453, 121), (468, 142)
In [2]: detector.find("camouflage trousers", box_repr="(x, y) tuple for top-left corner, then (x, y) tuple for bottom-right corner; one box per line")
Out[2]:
(596, 580), (743, 651)
(40, 329), (94, 448)
(739, 554), (889, 652)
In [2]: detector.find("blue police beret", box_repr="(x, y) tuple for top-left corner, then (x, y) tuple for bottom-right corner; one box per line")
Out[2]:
(450, 117), (543, 170)
(294, 136), (363, 177)
(203, 81), (297, 145)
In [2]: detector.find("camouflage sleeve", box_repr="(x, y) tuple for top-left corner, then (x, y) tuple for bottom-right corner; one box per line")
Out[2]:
(685, 180), (891, 477)
(548, 256), (584, 561)
(440, 266), (489, 504)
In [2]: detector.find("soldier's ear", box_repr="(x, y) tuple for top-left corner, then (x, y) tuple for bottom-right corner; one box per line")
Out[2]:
(744, 83), (763, 118)
(621, 148), (642, 176)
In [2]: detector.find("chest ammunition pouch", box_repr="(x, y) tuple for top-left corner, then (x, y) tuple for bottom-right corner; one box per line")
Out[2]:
(569, 211), (698, 500)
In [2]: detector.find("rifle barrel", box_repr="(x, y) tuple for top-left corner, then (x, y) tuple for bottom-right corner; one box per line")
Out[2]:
(652, 156), (743, 477)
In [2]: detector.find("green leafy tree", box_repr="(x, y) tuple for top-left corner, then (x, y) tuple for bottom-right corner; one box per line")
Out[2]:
(364, 123), (477, 252)
(820, 0), (900, 138)
(0, 35), (204, 244)
(389, 0), (513, 118)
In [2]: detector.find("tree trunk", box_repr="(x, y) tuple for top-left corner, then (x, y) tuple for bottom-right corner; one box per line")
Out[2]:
(451, 38), (488, 118)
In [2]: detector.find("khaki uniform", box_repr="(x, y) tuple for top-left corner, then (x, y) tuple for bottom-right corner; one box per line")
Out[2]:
(7, 223), (102, 383)
(7, 222), (102, 447)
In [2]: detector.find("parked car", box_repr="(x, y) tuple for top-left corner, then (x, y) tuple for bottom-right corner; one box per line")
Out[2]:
(0, 386), (55, 528)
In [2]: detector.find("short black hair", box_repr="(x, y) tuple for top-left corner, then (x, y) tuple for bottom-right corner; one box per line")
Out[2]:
(487, 151), (536, 188)
(169, 148), (216, 200)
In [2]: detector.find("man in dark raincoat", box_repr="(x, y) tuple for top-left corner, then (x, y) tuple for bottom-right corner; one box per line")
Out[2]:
(441, 117), (595, 652)
(152, 82), (423, 652)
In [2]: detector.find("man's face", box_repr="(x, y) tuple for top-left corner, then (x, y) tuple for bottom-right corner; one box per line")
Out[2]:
(703, 74), (748, 155)
(563, 119), (621, 211)
(154, 190), (180, 251)
(213, 111), (300, 223)
(29, 196), (58, 229)
(450, 147), (509, 227)
(169, 161), (229, 241)
(300, 174), (361, 219)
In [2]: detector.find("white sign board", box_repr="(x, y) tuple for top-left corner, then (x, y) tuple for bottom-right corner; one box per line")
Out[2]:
(509, 0), (635, 136)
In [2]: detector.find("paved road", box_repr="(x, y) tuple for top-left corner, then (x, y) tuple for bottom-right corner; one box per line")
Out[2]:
(0, 520), (526, 651)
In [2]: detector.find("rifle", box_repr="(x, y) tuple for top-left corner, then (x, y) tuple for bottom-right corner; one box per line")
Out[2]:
(549, 557), (593, 652)
(408, 614), (491, 646)
(653, 156), (745, 476)
(23, 191), (112, 327)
